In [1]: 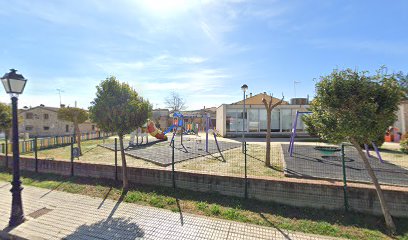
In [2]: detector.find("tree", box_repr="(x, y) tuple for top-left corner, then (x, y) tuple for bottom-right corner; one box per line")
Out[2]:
(89, 76), (151, 190)
(58, 107), (89, 155)
(0, 102), (12, 134)
(165, 92), (186, 112)
(262, 94), (284, 167)
(303, 68), (404, 234)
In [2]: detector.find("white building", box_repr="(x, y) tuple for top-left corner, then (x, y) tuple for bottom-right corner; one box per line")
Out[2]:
(216, 93), (309, 137)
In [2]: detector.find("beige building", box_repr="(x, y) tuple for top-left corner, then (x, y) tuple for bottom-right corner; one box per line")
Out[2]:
(394, 100), (408, 134)
(216, 93), (309, 137)
(19, 105), (97, 137)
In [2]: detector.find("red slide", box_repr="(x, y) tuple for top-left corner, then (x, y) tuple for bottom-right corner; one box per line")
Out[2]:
(147, 120), (167, 140)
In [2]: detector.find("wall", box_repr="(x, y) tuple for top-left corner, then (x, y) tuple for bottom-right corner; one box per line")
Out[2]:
(216, 105), (226, 136)
(1, 156), (407, 218)
(394, 101), (408, 134)
(19, 108), (74, 137)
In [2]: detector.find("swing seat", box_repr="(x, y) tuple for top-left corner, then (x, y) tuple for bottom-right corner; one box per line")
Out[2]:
(314, 146), (340, 155)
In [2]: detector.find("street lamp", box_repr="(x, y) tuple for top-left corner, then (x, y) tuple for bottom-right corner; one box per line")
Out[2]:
(1, 69), (27, 227)
(241, 84), (248, 151)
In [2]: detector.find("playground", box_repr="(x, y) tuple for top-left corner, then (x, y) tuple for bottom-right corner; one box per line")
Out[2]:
(101, 136), (241, 166)
(284, 111), (408, 186)
(100, 112), (242, 166)
(283, 143), (408, 186)
(17, 109), (408, 186)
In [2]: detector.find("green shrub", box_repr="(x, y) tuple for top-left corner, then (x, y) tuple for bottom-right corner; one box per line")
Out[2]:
(209, 204), (221, 215)
(400, 138), (408, 153)
(196, 201), (208, 211)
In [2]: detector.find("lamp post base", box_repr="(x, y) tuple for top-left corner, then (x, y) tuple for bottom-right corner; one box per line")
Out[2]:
(9, 180), (25, 227)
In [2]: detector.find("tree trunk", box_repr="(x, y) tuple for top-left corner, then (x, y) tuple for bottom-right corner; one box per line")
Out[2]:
(350, 139), (396, 235)
(75, 123), (82, 155)
(119, 134), (129, 191)
(265, 109), (271, 167)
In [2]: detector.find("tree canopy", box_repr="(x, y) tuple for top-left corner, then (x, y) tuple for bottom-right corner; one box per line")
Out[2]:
(303, 67), (405, 234)
(165, 92), (186, 112)
(57, 107), (89, 125)
(58, 107), (89, 155)
(89, 76), (152, 135)
(89, 76), (152, 190)
(303, 68), (404, 145)
(0, 102), (12, 132)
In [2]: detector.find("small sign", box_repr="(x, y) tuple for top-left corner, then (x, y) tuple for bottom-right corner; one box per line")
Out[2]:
(72, 147), (80, 158)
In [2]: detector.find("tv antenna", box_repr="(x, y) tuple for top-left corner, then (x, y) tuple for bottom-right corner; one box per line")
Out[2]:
(294, 81), (301, 98)
(56, 89), (64, 106)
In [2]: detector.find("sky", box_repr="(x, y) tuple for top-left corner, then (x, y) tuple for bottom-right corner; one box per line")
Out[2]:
(0, 0), (407, 110)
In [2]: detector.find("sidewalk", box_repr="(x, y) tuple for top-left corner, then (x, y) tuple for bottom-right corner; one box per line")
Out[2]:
(0, 181), (341, 240)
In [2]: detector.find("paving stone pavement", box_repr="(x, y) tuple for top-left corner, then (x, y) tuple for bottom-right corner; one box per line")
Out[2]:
(0, 181), (342, 240)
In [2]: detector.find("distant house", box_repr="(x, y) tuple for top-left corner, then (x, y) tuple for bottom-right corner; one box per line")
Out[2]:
(18, 105), (97, 137)
(216, 92), (310, 137)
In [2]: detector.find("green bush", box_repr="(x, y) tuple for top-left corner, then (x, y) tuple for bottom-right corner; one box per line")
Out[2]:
(400, 138), (408, 153)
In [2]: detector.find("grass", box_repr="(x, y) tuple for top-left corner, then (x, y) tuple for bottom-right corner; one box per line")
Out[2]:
(0, 167), (407, 240)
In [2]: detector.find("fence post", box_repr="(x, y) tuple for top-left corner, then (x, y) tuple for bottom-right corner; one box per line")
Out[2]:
(341, 144), (349, 211)
(34, 137), (38, 173)
(114, 138), (118, 181)
(4, 135), (8, 169)
(172, 139), (175, 189)
(70, 137), (74, 177)
(244, 141), (248, 199)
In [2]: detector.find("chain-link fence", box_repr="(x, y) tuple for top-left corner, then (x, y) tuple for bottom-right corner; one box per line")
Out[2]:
(2, 132), (407, 209)
(286, 142), (408, 187)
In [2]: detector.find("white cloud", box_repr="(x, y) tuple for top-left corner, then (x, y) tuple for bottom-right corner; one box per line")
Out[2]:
(179, 57), (207, 64)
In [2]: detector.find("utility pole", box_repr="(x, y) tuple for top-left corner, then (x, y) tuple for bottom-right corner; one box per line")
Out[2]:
(56, 89), (64, 106)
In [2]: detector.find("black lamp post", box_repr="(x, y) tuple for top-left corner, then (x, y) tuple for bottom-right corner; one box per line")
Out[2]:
(1, 69), (27, 227)
(241, 84), (248, 151)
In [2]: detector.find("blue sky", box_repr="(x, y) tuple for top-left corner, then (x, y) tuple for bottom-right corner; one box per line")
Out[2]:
(0, 0), (407, 110)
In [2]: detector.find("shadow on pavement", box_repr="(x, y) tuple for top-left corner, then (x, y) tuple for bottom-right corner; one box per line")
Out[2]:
(64, 217), (144, 240)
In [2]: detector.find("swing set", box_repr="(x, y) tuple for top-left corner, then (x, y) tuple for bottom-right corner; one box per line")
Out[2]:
(168, 112), (224, 158)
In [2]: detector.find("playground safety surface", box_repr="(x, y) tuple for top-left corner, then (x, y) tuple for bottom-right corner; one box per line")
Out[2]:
(100, 137), (241, 166)
(282, 144), (408, 186)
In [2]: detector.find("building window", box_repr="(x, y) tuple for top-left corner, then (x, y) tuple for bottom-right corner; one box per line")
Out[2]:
(226, 108), (247, 132)
(25, 126), (33, 131)
(66, 125), (69, 132)
(226, 109), (237, 132)
(43, 126), (50, 131)
(44, 113), (49, 119)
(271, 109), (280, 132)
(248, 109), (259, 132)
(92, 125), (95, 131)
(281, 109), (292, 132)
(259, 109), (280, 132)
(26, 112), (33, 119)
